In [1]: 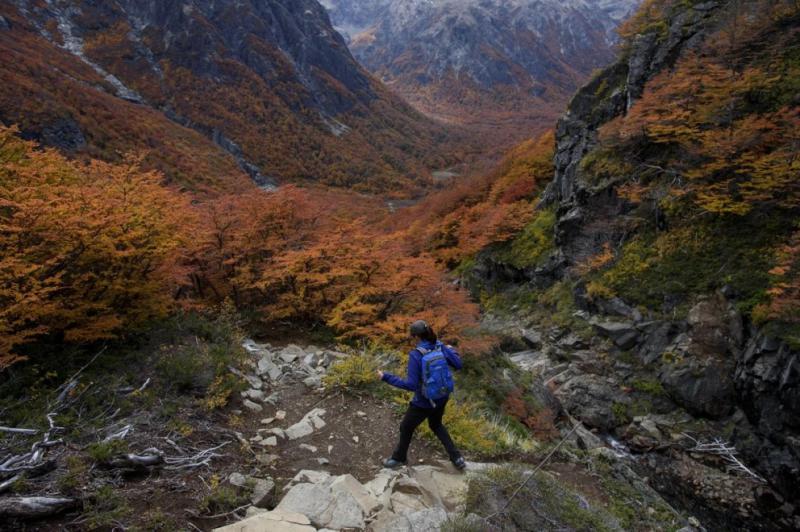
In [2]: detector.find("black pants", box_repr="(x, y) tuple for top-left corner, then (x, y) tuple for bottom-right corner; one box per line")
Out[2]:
(391, 399), (461, 463)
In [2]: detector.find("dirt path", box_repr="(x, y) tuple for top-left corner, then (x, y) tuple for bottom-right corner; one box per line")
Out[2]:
(246, 383), (446, 489)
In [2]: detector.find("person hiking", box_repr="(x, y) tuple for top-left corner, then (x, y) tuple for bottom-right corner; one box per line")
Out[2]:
(377, 320), (466, 470)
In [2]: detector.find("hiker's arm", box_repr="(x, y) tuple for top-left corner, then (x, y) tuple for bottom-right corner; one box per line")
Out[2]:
(443, 344), (462, 370)
(380, 351), (420, 392)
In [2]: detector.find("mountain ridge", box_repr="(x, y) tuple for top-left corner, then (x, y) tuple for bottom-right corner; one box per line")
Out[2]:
(0, 0), (458, 193)
(322, 0), (640, 145)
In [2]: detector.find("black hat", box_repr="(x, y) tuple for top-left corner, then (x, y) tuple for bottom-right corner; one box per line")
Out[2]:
(410, 320), (430, 337)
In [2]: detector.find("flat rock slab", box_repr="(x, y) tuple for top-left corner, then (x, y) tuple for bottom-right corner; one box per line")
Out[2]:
(408, 466), (468, 511)
(372, 507), (448, 532)
(285, 408), (326, 440)
(593, 321), (640, 349)
(277, 482), (365, 530)
(242, 399), (263, 413)
(214, 508), (314, 532)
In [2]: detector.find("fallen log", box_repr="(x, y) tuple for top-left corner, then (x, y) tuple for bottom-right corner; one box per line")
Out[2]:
(106, 452), (164, 470)
(0, 459), (57, 481)
(0, 496), (79, 518)
(0, 427), (39, 435)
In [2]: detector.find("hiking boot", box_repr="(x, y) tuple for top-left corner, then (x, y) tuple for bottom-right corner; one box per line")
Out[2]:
(382, 458), (406, 469)
(452, 457), (466, 470)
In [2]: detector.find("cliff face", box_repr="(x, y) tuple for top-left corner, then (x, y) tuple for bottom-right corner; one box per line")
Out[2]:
(0, 0), (452, 192)
(541, 1), (720, 265)
(473, 1), (800, 526)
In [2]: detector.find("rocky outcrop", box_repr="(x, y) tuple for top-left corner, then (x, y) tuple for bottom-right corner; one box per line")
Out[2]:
(657, 294), (743, 419)
(490, 285), (800, 527)
(215, 463), (473, 532)
(735, 330), (800, 499)
(540, 1), (723, 268)
(554, 374), (628, 431)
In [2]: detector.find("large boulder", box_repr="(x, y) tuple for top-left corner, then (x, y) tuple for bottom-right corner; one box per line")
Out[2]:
(658, 295), (742, 418)
(636, 321), (680, 365)
(276, 480), (365, 530)
(686, 294), (743, 357)
(659, 357), (735, 419)
(593, 321), (640, 350)
(407, 466), (468, 511)
(554, 374), (629, 430)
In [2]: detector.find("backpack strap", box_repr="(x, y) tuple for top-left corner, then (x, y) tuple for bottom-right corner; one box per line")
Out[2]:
(415, 346), (437, 407)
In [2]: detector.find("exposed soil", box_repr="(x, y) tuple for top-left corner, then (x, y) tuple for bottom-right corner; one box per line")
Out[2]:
(248, 383), (446, 488)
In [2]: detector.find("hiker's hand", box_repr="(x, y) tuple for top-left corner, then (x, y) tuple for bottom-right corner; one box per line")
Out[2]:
(377, 370), (384, 379)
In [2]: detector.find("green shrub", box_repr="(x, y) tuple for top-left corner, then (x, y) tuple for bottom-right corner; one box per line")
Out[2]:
(598, 216), (784, 316)
(631, 378), (665, 396)
(58, 455), (88, 492)
(612, 402), (632, 426)
(200, 485), (247, 515)
(323, 351), (381, 392)
(87, 439), (129, 464)
(155, 309), (246, 402)
(493, 208), (556, 269)
(85, 485), (132, 528)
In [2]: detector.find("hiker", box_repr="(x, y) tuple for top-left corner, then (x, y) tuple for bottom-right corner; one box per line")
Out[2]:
(377, 320), (466, 470)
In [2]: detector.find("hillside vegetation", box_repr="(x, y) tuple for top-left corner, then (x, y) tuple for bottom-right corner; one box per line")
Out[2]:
(2, 0), (800, 530)
(0, 1), (468, 194)
(572, 0), (800, 338)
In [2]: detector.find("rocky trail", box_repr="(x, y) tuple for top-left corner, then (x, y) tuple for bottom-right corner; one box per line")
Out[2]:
(208, 340), (699, 531)
(204, 340), (465, 530)
(219, 339), (482, 531)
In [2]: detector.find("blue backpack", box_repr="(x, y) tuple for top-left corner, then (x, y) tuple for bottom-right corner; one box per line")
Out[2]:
(417, 342), (454, 403)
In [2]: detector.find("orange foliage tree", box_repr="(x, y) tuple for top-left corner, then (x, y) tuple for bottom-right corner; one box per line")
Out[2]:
(605, 58), (799, 214)
(0, 127), (188, 368)
(757, 229), (800, 325)
(393, 132), (555, 268)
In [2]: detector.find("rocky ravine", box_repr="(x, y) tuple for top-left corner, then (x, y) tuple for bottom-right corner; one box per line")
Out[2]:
(486, 291), (798, 530)
(468, 2), (799, 529)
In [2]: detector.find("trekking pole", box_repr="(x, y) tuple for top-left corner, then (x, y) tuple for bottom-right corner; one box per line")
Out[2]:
(483, 423), (580, 523)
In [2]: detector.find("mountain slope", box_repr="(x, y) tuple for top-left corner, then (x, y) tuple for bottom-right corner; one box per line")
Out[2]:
(456, 0), (800, 525)
(0, 0), (456, 193)
(322, 0), (639, 145)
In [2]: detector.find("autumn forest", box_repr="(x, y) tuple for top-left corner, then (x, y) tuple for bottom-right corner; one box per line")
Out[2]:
(1, 0), (800, 530)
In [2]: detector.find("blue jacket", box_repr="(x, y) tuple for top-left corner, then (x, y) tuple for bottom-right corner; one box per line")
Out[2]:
(381, 340), (462, 408)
